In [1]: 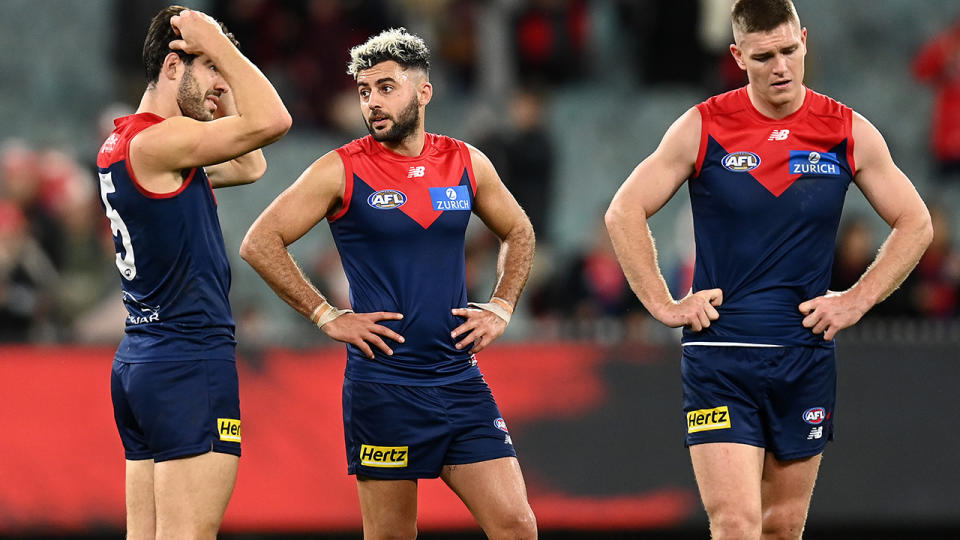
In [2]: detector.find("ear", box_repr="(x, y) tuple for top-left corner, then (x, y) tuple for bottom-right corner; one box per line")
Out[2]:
(418, 80), (433, 107)
(800, 26), (808, 53)
(729, 43), (746, 71)
(162, 52), (182, 81)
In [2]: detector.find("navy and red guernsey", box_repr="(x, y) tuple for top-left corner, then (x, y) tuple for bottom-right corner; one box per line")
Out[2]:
(684, 86), (856, 347)
(331, 133), (482, 385)
(96, 113), (236, 362)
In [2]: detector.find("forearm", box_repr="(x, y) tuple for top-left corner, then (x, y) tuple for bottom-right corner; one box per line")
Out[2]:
(605, 209), (675, 319)
(846, 214), (934, 311)
(488, 223), (535, 307)
(239, 231), (329, 320)
(205, 36), (291, 142)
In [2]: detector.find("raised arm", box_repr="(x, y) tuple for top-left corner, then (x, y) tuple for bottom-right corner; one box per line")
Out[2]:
(204, 86), (267, 187)
(605, 107), (723, 331)
(239, 151), (404, 358)
(449, 145), (535, 354)
(132, 10), (291, 181)
(799, 112), (933, 340)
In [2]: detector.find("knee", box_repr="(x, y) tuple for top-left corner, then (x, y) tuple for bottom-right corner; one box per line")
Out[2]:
(761, 506), (808, 540)
(708, 509), (761, 540)
(486, 507), (538, 540)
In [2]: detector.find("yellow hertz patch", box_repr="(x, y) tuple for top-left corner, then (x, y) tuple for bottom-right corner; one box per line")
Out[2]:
(360, 444), (409, 468)
(217, 418), (241, 442)
(687, 406), (732, 433)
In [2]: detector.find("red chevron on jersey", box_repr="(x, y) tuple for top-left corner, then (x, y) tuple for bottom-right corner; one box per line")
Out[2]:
(333, 134), (477, 229)
(695, 86), (856, 197)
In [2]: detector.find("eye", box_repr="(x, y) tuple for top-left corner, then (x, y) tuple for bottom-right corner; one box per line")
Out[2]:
(382, 85), (393, 93)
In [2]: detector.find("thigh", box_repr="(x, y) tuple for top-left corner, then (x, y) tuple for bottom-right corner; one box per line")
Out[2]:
(764, 347), (836, 460)
(112, 360), (151, 460)
(441, 457), (533, 531)
(689, 442), (765, 518)
(682, 346), (766, 448)
(760, 452), (822, 532)
(124, 458), (156, 540)
(154, 451), (239, 540)
(356, 477), (419, 539)
(343, 378), (450, 479)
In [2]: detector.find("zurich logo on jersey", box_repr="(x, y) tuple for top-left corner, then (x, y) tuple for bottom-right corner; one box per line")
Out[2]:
(429, 185), (471, 211)
(367, 189), (407, 209)
(722, 151), (761, 172)
(789, 150), (841, 176)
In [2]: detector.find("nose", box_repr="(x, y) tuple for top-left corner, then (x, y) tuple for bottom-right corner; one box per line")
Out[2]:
(213, 75), (229, 94)
(772, 54), (788, 74)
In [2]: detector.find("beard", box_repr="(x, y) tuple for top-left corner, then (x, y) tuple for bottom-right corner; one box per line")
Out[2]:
(365, 95), (420, 144)
(177, 67), (216, 121)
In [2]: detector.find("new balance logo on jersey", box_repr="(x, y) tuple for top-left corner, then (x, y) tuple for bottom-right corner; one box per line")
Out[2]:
(360, 444), (409, 468)
(807, 426), (823, 440)
(768, 129), (790, 141)
(408, 166), (425, 178)
(687, 406), (731, 433)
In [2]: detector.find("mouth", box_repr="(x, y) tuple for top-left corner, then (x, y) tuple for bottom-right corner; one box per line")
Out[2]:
(771, 79), (791, 89)
(369, 116), (390, 129)
(206, 94), (220, 109)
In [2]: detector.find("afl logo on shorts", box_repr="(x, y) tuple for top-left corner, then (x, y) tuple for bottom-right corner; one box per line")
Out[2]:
(494, 417), (509, 432)
(367, 189), (407, 209)
(803, 407), (826, 425)
(722, 151), (761, 172)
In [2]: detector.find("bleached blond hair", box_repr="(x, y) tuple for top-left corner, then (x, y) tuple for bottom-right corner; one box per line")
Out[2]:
(347, 28), (430, 78)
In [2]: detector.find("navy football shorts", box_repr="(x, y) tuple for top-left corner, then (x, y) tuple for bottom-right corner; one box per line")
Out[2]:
(681, 345), (836, 460)
(111, 359), (242, 462)
(342, 376), (517, 479)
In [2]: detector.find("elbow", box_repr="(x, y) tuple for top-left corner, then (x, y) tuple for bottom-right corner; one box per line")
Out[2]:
(919, 213), (935, 251)
(604, 202), (622, 232)
(267, 110), (293, 141)
(238, 229), (261, 266)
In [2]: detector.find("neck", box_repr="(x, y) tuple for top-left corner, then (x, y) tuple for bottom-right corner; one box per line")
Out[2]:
(746, 84), (805, 120)
(136, 85), (182, 119)
(379, 127), (426, 157)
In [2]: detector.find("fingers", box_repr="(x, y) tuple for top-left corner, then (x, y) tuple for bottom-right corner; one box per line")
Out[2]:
(705, 288), (723, 306)
(168, 39), (187, 51)
(371, 311), (404, 321)
(798, 299), (813, 315)
(370, 324), (404, 344)
(365, 334), (393, 357)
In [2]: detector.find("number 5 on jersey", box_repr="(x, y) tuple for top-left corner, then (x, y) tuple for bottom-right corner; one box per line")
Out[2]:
(98, 171), (138, 280)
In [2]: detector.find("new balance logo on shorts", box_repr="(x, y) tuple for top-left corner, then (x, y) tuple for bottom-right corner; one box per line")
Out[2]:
(217, 418), (241, 442)
(360, 444), (409, 468)
(687, 406), (731, 433)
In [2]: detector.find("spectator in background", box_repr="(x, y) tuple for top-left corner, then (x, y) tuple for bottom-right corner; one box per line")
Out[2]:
(513, 0), (590, 86)
(1, 141), (65, 270)
(913, 18), (960, 182)
(910, 205), (960, 318)
(0, 200), (58, 341)
(479, 87), (555, 243)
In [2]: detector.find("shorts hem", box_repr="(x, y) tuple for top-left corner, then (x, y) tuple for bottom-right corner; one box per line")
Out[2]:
(443, 450), (517, 466)
(773, 445), (828, 461)
(685, 438), (765, 449)
(152, 443), (219, 463)
(351, 467), (441, 480)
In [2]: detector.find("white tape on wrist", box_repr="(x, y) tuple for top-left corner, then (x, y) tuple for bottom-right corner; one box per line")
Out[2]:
(467, 296), (514, 324)
(309, 301), (353, 328)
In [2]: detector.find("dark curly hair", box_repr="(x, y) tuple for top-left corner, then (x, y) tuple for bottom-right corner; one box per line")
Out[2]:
(142, 5), (238, 85)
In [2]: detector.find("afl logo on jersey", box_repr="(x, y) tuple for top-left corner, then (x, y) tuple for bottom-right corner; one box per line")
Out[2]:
(803, 407), (826, 425)
(722, 151), (761, 172)
(367, 189), (407, 209)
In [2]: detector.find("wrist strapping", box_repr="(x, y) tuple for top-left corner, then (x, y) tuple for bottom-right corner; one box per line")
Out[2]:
(309, 301), (353, 328)
(467, 296), (514, 324)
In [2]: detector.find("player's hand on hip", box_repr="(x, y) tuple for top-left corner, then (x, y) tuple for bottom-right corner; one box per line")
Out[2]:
(321, 311), (404, 359)
(799, 290), (865, 341)
(450, 307), (507, 354)
(169, 9), (226, 55)
(657, 288), (723, 331)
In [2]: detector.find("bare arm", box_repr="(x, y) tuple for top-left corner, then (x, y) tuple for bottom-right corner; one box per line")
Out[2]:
(605, 107), (723, 330)
(799, 112), (933, 340)
(204, 86), (267, 187)
(131, 10), (291, 181)
(239, 151), (403, 358)
(450, 145), (535, 354)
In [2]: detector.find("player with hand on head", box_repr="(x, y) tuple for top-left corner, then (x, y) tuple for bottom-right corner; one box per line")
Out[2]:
(96, 5), (290, 539)
(605, 0), (932, 538)
(240, 28), (537, 540)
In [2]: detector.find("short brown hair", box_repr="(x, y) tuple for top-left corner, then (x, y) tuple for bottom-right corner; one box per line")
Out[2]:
(142, 5), (238, 85)
(731, 0), (800, 36)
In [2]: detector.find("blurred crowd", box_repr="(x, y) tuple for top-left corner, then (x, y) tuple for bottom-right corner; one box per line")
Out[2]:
(4, 1), (960, 345)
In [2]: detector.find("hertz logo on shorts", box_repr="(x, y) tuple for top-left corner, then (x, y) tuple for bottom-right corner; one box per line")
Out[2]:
(687, 406), (731, 433)
(217, 418), (241, 442)
(360, 444), (409, 468)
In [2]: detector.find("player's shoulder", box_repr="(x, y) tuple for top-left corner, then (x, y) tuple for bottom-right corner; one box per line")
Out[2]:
(698, 86), (749, 117)
(803, 87), (852, 121)
(97, 113), (164, 168)
(337, 135), (377, 157)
